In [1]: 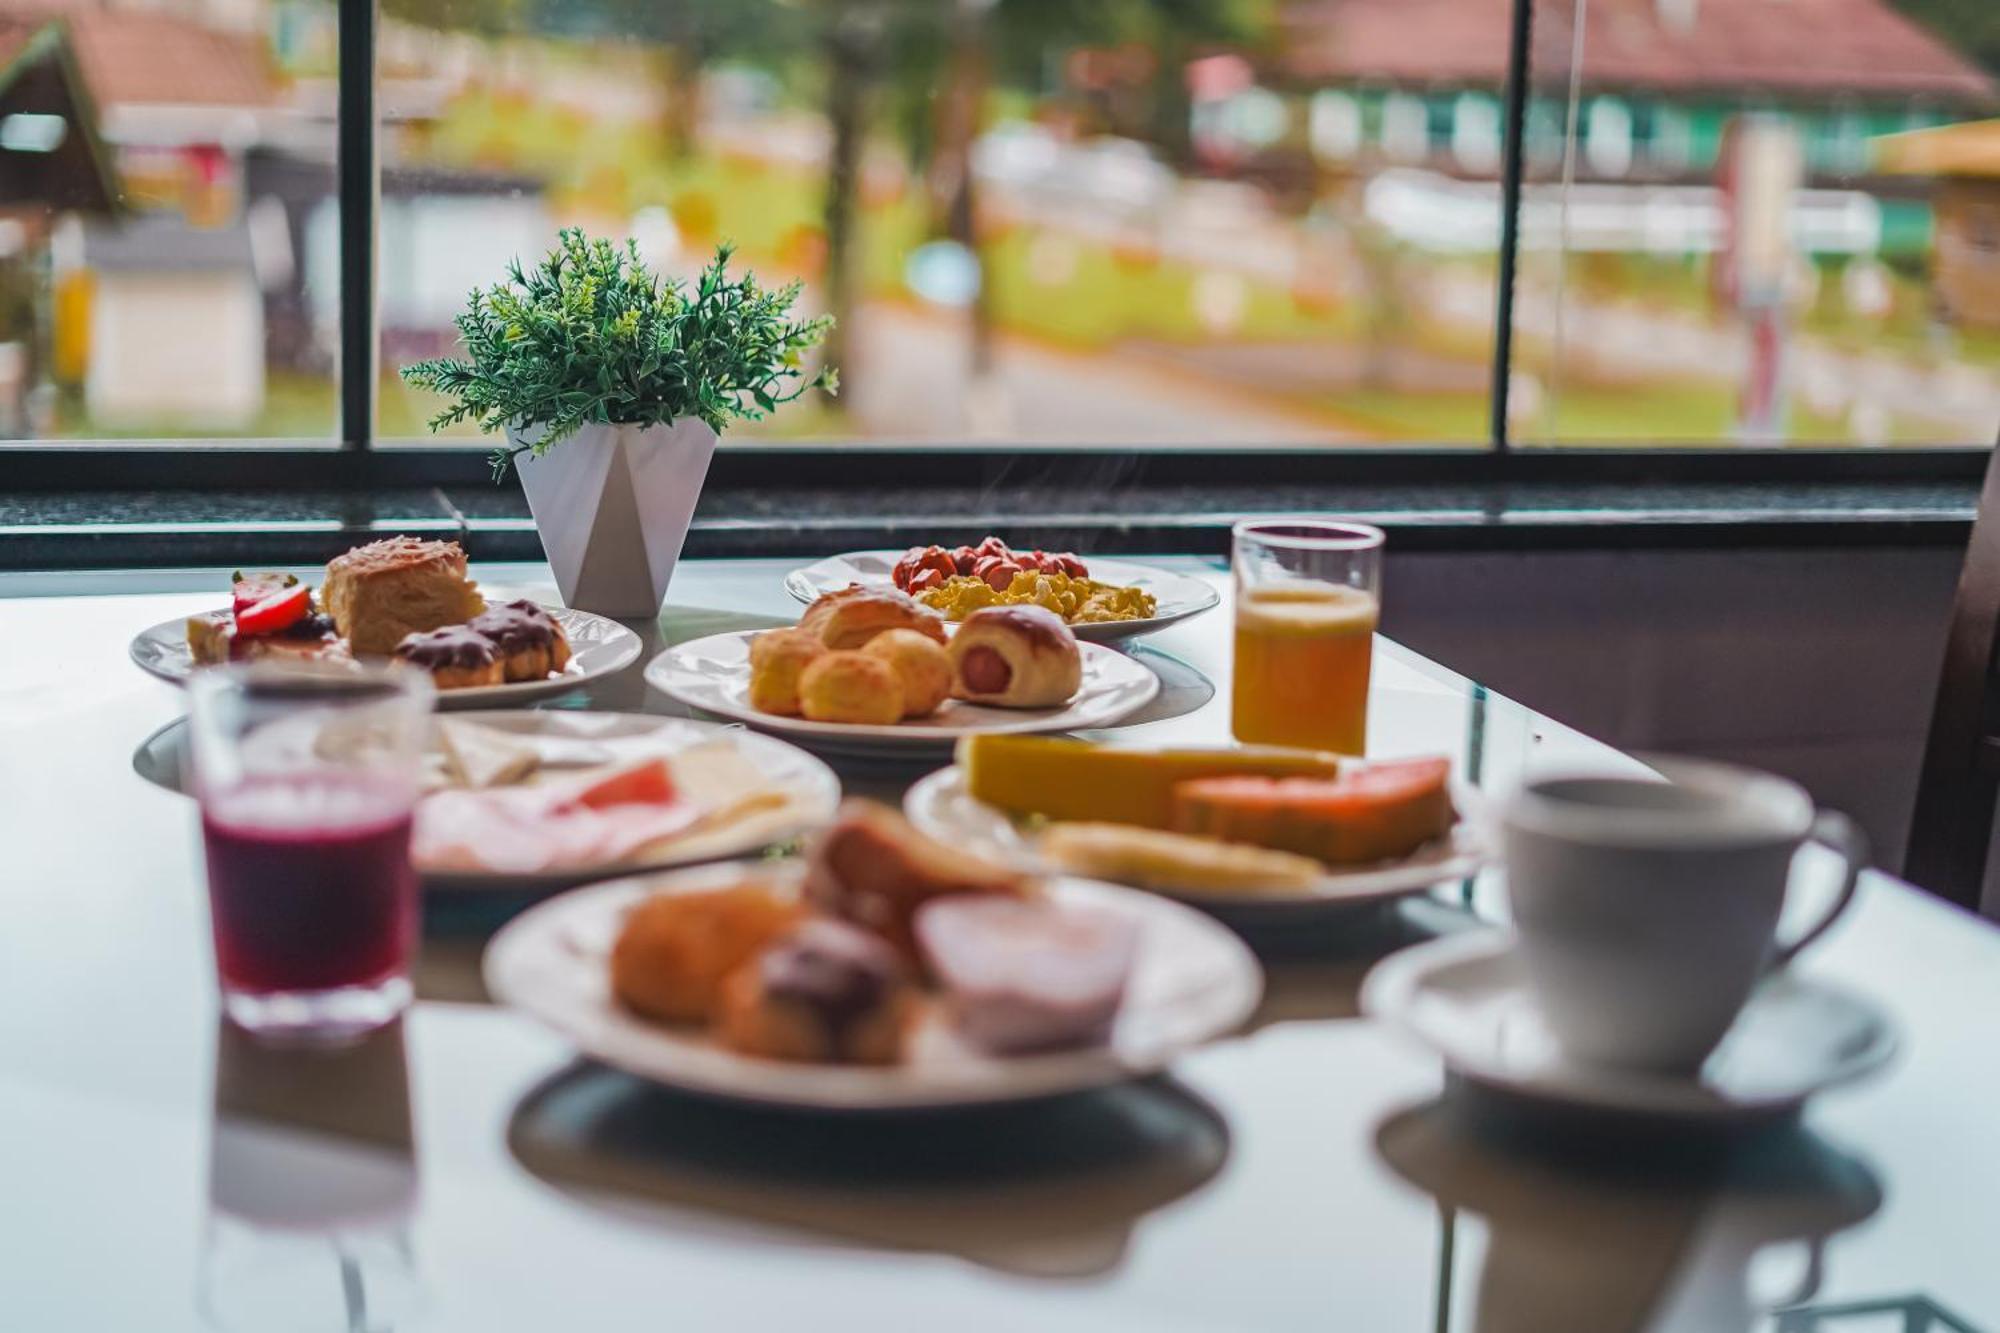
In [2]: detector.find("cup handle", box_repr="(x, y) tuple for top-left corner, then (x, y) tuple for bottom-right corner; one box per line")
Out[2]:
(1757, 1237), (1828, 1310)
(1771, 811), (1867, 970)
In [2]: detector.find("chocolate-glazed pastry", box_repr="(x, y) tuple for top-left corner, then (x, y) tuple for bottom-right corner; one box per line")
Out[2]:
(716, 920), (914, 1064)
(467, 599), (571, 681)
(393, 625), (505, 690)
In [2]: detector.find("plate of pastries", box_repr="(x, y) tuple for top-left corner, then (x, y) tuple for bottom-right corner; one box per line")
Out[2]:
(129, 537), (643, 707)
(903, 735), (1490, 925)
(645, 584), (1161, 754)
(483, 801), (1263, 1110)
(785, 538), (1221, 643)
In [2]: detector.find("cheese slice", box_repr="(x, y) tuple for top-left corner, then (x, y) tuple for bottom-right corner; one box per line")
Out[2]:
(668, 738), (790, 824)
(437, 720), (541, 790)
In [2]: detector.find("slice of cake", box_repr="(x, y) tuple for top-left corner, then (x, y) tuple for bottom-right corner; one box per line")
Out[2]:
(322, 538), (485, 657)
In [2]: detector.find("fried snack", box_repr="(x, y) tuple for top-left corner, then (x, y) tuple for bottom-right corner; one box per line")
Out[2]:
(860, 628), (952, 718)
(798, 651), (904, 725)
(947, 604), (1082, 708)
(1038, 822), (1325, 894)
(799, 584), (947, 651)
(747, 627), (827, 716)
(393, 625), (505, 689)
(715, 920), (914, 1065)
(610, 882), (806, 1025)
(804, 800), (1028, 962)
(467, 599), (570, 682)
(322, 537), (486, 657)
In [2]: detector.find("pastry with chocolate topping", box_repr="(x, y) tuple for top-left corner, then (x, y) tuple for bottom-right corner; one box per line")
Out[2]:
(467, 598), (572, 681)
(393, 625), (505, 689)
(716, 920), (915, 1064)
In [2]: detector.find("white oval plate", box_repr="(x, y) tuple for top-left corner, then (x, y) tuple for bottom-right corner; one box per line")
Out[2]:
(904, 765), (1489, 924)
(484, 861), (1264, 1111)
(129, 604), (643, 709)
(419, 713), (839, 890)
(644, 630), (1161, 756)
(134, 711), (841, 892)
(1361, 931), (1898, 1124)
(785, 551), (1221, 643)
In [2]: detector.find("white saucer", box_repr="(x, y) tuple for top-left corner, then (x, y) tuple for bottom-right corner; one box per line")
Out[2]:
(1361, 932), (1898, 1124)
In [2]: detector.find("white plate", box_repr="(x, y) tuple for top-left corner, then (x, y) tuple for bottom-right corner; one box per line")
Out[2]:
(135, 711), (841, 892)
(644, 630), (1161, 756)
(1361, 931), (1898, 1124)
(421, 713), (840, 890)
(785, 551), (1220, 643)
(483, 861), (1264, 1111)
(129, 604), (643, 709)
(903, 766), (1488, 925)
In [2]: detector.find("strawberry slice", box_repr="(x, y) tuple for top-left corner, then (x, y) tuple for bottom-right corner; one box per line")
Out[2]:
(235, 583), (311, 636)
(230, 571), (297, 618)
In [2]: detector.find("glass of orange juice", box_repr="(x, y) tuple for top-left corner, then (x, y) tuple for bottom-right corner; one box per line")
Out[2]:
(1231, 520), (1384, 755)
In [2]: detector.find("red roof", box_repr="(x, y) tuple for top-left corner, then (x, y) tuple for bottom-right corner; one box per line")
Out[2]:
(1280, 0), (1995, 103)
(0, 3), (273, 108)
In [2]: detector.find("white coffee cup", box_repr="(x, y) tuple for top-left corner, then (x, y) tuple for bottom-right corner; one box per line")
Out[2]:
(1502, 759), (1865, 1074)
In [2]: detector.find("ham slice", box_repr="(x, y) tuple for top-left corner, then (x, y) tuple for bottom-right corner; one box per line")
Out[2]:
(414, 759), (699, 874)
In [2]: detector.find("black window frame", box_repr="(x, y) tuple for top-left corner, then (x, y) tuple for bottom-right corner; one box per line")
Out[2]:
(2, 0), (1992, 497)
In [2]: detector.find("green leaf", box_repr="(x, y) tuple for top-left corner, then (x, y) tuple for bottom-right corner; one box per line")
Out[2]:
(392, 228), (834, 479)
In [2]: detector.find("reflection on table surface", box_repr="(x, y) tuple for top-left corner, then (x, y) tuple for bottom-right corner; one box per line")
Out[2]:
(2, 559), (1997, 1330)
(203, 1020), (422, 1333)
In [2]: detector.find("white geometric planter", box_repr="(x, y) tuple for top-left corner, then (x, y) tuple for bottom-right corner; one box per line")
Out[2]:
(509, 418), (718, 619)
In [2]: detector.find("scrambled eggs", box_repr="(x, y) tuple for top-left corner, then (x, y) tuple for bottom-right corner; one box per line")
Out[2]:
(919, 572), (1158, 624)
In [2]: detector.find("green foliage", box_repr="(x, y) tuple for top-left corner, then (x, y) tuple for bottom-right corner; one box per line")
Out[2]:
(1892, 0), (2000, 76)
(400, 229), (835, 477)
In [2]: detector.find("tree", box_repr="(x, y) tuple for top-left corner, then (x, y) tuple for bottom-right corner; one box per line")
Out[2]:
(1892, 0), (2000, 77)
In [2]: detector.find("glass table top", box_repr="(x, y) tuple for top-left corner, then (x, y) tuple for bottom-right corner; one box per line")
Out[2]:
(0, 558), (1994, 1332)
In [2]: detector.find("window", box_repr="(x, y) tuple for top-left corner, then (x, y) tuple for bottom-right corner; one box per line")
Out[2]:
(0, 1), (337, 441)
(2, 0), (1994, 460)
(1519, 0), (2000, 448)
(365, 1), (1516, 449)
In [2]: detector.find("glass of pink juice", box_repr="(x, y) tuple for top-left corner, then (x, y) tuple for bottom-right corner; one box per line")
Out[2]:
(189, 661), (433, 1042)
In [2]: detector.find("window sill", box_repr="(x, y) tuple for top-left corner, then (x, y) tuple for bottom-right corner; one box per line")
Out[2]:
(0, 477), (1979, 571)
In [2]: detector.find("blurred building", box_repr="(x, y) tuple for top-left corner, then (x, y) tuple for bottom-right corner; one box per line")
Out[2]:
(1252, 0), (1997, 266)
(1875, 118), (2000, 330)
(1, 0), (283, 429)
(1276, 0), (1994, 185)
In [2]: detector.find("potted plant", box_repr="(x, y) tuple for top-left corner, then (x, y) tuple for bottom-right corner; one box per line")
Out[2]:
(401, 229), (835, 618)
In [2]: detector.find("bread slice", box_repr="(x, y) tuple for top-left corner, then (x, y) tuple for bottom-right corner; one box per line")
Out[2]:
(322, 538), (485, 657)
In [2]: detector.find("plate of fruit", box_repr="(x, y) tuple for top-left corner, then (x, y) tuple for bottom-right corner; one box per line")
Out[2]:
(904, 736), (1490, 925)
(646, 585), (1160, 756)
(784, 539), (1220, 643)
(483, 801), (1263, 1110)
(128, 538), (643, 708)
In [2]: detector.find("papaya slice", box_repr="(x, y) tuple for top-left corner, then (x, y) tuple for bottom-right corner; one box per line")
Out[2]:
(1170, 757), (1454, 866)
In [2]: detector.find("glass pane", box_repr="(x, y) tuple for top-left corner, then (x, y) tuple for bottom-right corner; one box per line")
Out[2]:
(0, 1), (340, 442)
(378, 2), (1500, 449)
(1518, 0), (1999, 448)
